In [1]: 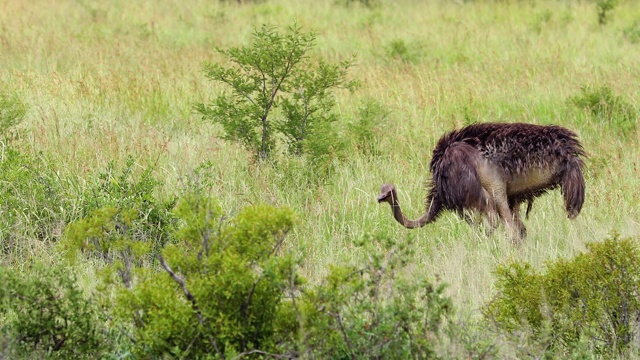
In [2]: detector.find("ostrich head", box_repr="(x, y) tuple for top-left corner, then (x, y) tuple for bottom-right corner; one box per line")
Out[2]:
(377, 183), (397, 204)
(377, 183), (432, 229)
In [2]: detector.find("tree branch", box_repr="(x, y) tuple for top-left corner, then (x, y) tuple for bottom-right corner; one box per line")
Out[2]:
(329, 311), (354, 355)
(158, 254), (223, 357)
(217, 72), (258, 108)
(239, 228), (291, 346)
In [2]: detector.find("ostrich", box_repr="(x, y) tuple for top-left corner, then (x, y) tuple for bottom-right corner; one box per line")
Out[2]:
(377, 123), (586, 240)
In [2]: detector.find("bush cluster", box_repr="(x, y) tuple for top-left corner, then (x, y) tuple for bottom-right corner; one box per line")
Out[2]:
(486, 235), (640, 356)
(13, 180), (640, 358)
(79, 156), (176, 252)
(300, 234), (452, 358)
(58, 191), (454, 358)
(0, 265), (106, 359)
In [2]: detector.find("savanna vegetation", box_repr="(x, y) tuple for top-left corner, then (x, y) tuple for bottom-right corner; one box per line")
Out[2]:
(1, 0), (640, 358)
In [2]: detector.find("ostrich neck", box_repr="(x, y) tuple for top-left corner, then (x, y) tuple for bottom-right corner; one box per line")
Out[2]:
(389, 191), (432, 229)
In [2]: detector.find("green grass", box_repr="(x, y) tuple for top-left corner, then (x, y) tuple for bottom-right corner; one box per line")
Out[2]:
(2, 0), (640, 357)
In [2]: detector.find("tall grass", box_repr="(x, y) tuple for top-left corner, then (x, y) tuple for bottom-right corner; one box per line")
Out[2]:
(2, 0), (640, 348)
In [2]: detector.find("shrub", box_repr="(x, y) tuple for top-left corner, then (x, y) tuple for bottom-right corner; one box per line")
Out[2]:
(196, 23), (357, 162)
(116, 195), (299, 358)
(61, 157), (175, 294)
(300, 233), (453, 358)
(385, 38), (421, 63)
(80, 156), (176, 252)
(64, 194), (300, 358)
(347, 98), (388, 156)
(0, 264), (106, 359)
(0, 146), (70, 245)
(569, 85), (636, 135)
(62, 191), (454, 358)
(63, 206), (156, 289)
(485, 235), (640, 355)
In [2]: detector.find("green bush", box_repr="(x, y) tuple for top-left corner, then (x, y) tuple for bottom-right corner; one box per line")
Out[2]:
(65, 194), (300, 358)
(300, 233), (453, 359)
(126, 196), (298, 358)
(62, 206), (157, 289)
(0, 264), (106, 359)
(81, 156), (176, 252)
(62, 191), (454, 358)
(0, 146), (70, 246)
(570, 85), (636, 135)
(385, 38), (422, 63)
(485, 235), (640, 355)
(196, 23), (357, 163)
(60, 157), (175, 294)
(347, 98), (388, 156)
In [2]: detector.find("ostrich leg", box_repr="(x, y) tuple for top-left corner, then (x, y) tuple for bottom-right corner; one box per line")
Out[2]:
(510, 202), (527, 240)
(492, 190), (523, 242)
(480, 188), (500, 236)
(476, 160), (524, 242)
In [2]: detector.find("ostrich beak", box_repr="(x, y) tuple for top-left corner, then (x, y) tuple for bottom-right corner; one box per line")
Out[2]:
(377, 184), (394, 203)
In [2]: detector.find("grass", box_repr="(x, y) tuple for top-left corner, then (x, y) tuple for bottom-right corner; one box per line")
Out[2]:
(2, 0), (640, 356)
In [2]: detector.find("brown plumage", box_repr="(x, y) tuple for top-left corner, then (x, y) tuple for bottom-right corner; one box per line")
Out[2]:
(378, 122), (586, 240)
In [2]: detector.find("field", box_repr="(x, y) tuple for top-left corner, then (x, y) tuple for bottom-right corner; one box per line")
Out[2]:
(1, 0), (640, 358)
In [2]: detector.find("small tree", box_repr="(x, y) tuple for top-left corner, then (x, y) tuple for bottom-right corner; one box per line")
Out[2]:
(196, 23), (356, 162)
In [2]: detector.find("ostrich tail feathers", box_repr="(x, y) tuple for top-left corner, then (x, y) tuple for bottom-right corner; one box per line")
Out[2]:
(562, 157), (585, 219)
